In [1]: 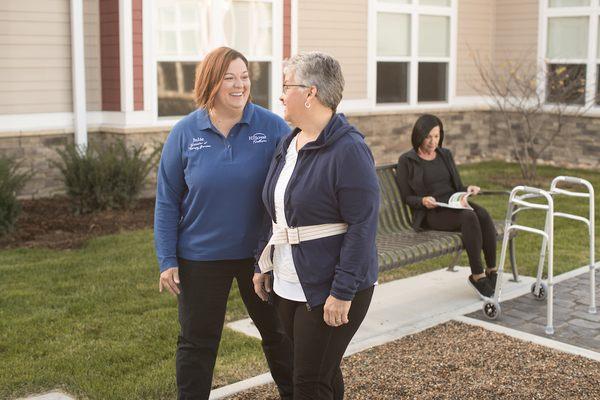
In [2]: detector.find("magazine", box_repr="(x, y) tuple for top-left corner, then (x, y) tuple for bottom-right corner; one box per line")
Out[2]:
(435, 192), (473, 210)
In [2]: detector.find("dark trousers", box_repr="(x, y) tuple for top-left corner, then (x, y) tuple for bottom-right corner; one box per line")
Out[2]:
(425, 202), (497, 275)
(274, 286), (374, 400)
(176, 258), (293, 400)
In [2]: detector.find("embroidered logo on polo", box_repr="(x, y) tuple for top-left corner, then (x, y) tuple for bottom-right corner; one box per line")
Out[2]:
(249, 133), (268, 144)
(189, 137), (211, 151)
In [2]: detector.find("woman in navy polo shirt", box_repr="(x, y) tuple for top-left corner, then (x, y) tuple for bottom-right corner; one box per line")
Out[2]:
(253, 52), (379, 400)
(154, 47), (293, 400)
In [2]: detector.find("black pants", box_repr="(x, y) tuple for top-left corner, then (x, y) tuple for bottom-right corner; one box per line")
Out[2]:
(176, 258), (293, 400)
(274, 286), (374, 400)
(425, 202), (496, 275)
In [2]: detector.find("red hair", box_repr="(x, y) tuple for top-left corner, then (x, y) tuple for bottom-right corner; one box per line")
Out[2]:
(194, 47), (251, 110)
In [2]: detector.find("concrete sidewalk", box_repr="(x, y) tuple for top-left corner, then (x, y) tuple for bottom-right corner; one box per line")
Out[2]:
(228, 266), (535, 354)
(216, 267), (536, 399)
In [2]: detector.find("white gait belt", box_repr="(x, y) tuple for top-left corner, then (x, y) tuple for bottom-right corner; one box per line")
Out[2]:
(258, 222), (349, 279)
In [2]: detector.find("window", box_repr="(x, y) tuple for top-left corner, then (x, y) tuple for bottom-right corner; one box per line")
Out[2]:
(155, 0), (275, 117)
(375, 0), (453, 105)
(543, 2), (600, 105)
(549, 0), (589, 7)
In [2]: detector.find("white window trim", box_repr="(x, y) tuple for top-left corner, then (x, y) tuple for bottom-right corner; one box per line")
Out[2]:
(152, 0), (283, 124)
(538, 0), (600, 108)
(368, 0), (457, 110)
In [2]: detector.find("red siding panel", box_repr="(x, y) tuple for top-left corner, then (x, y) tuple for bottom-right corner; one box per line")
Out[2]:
(132, 0), (144, 110)
(284, 0), (291, 59)
(100, 0), (120, 111)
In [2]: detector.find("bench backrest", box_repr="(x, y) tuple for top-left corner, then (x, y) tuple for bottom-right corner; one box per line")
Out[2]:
(376, 164), (413, 233)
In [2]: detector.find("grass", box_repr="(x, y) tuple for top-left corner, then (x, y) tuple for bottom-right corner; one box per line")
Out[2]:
(1, 161), (598, 399)
(0, 231), (267, 400)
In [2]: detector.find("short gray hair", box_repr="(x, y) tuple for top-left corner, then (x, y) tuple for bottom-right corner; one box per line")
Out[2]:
(284, 52), (345, 111)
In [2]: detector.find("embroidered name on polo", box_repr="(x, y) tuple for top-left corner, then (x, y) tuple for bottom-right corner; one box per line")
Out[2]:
(249, 133), (268, 144)
(189, 137), (211, 150)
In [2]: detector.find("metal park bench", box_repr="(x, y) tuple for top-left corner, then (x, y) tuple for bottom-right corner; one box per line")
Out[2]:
(375, 163), (518, 279)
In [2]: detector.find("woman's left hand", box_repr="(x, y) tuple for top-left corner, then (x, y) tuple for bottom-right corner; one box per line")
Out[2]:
(467, 185), (480, 196)
(323, 295), (351, 327)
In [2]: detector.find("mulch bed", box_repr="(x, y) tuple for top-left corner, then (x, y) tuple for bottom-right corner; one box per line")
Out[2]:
(225, 321), (600, 400)
(0, 197), (155, 250)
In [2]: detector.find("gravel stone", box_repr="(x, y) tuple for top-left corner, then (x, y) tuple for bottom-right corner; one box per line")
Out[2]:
(224, 321), (600, 400)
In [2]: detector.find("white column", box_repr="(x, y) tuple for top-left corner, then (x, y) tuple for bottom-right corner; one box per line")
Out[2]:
(272, 0), (284, 114)
(143, 0), (156, 118)
(120, 0), (134, 112)
(70, 0), (87, 149)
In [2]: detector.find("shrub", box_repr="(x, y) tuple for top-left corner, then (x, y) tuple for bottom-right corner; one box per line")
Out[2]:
(0, 156), (31, 236)
(54, 140), (160, 214)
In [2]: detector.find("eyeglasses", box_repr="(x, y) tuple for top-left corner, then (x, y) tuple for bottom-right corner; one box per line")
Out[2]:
(282, 84), (308, 94)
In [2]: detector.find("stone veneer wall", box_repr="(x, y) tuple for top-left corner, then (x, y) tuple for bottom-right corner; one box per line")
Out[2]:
(347, 110), (599, 170)
(3, 110), (599, 199)
(346, 110), (494, 165)
(3, 129), (169, 199)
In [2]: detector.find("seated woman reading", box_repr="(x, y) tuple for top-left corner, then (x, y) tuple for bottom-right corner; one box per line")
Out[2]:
(396, 114), (498, 299)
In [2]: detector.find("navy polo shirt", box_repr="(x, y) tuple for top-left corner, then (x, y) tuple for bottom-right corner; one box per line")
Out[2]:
(154, 103), (290, 272)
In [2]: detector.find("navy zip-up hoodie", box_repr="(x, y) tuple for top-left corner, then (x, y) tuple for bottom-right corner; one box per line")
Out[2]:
(258, 113), (380, 308)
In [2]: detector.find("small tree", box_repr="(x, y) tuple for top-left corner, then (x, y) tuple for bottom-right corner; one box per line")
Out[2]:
(472, 50), (594, 181)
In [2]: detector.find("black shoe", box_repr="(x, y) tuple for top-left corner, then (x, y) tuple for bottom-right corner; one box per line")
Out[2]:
(486, 270), (498, 290)
(468, 275), (494, 299)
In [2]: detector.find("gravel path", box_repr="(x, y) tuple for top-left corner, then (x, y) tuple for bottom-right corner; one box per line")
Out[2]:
(224, 321), (600, 399)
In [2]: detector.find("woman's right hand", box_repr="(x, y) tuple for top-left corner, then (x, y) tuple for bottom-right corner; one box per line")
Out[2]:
(422, 196), (437, 209)
(159, 267), (180, 296)
(253, 273), (272, 302)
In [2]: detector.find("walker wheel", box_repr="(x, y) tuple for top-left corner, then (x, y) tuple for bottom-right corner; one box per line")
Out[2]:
(530, 282), (548, 301)
(483, 301), (501, 320)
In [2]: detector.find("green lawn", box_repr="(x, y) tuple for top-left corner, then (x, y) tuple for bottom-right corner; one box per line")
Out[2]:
(1, 161), (598, 399)
(0, 231), (266, 400)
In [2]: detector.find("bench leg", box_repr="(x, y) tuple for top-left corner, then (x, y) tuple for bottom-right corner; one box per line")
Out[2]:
(509, 237), (520, 282)
(446, 249), (463, 272)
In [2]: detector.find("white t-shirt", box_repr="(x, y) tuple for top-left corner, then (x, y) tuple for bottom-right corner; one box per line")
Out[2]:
(272, 136), (307, 301)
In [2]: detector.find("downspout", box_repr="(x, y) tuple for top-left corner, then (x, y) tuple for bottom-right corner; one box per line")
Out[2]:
(70, 0), (88, 150)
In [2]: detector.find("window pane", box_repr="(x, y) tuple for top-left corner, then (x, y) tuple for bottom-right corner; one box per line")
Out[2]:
(249, 61), (270, 109)
(547, 17), (588, 59)
(419, 0), (450, 6)
(376, 62), (409, 103)
(549, 0), (589, 7)
(419, 15), (449, 57)
(156, 0), (210, 57)
(158, 62), (197, 117)
(546, 63), (586, 105)
(158, 61), (271, 116)
(597, 65), (600, 104)
(179, 2), (199, 25)
(159, 31), (177, 55)
(180, 30), (199, 54)
(598, 17), (600, 59)
(158, 6), (175, 26)
(377, 13), (410, 56)
(418, 62), (447, 102)
(224, 1), (272, 57)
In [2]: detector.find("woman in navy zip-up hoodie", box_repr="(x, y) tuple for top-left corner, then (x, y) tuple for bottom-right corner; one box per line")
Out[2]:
(253, 52), (379, 400)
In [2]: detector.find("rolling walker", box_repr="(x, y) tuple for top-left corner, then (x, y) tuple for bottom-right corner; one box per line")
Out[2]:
(482, 176), (596, 335)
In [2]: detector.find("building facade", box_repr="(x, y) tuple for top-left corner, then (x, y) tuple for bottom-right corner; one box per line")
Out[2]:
(1, 0), (598, 197)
